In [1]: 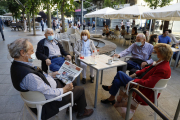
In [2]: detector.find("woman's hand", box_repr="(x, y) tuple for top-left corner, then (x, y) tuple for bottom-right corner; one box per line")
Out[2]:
(63, 83), (73, 93)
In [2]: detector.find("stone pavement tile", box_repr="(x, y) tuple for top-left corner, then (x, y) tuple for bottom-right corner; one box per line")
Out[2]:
(0, 84), (12, 95)
(1, 95), (24, 113)
(6, 86), (19, 96)
(0, 112), (20, 120)
(1, 75), (12, 84)
(0, 75), (8, 83)
(0, 95), (11, 105)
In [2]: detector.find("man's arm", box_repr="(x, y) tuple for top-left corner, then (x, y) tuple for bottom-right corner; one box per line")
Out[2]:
(20, 73), (64, 101)
(119, 44), (135, 57)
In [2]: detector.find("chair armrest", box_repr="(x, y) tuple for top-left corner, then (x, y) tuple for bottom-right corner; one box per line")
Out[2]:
(21, 91), (74, 106)
(126, 81), (139, 95)
(124, 56), (133, 61)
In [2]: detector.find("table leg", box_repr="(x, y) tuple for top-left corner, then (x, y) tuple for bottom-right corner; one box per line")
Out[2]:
(173, 51), (180, 70)
(122, 64), (127, 73)
(100, 70), (103, 84)
(94, 70), (99, 108)
(169, 56), (172, 65)
(77, 59), (80, 85)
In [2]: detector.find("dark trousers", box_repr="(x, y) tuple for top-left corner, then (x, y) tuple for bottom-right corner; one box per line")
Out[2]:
(83, 25), (85, 30)
(109, 71), (134, 96)
(53, 26), (56, 31)
(127, 26), (130, 33)
(117, 58), (144, 75)
(0, 28), (4, 40)
(41, 25), (44, 31)
(30, 80), (87, 120)
(55, 80), (87, 113)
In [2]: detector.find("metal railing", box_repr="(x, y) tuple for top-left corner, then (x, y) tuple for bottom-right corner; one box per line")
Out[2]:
(125, 88), (170, 120)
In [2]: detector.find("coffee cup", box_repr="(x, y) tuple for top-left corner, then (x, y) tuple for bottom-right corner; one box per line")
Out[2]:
(108, 59), (113, 64)
(113, 56), (119, 61)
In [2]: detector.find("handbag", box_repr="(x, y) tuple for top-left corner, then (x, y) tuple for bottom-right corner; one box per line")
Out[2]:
(114, 85), (140, 120)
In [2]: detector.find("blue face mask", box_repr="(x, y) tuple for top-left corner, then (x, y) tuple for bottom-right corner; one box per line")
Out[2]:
(27, 53), (36, 63)
(135, 42), (142, 46)
(48, 35), (54, 41)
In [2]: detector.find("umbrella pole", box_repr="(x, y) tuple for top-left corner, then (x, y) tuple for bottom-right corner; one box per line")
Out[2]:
(149, 19), (152, 34)
(95, 17), (97, 34)
(140, 14), (142, 29)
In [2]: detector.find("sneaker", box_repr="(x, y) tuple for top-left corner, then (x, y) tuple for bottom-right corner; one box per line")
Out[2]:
(76, 109), (94, 119)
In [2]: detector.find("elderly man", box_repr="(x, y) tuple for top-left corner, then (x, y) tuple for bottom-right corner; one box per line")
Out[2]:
(114, 33), (154, 75)
(36, 28), (71, 73)
(158, 29), (171, 45)
(8, 38), (93, 120)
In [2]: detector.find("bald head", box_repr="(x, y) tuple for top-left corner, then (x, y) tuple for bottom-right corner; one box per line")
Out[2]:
(136, 33), (146, 40)
(44, 28), (54, 40)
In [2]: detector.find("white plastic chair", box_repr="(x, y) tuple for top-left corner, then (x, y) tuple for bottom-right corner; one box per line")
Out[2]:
(122, 34), (131, 46)
(55, 29), (60, 40)
(126, 77), (171, 120)
(20, 91), (73, 120)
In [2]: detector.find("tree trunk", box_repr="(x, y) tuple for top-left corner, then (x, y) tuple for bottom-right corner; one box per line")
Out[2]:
(61, 0), (65, 33)
(47, 4), (51, 28)
(32, 9), (36, 35)
(28, 13), (31, 32)
(163, 21), (169, 31)
(152, 19), (156, 34)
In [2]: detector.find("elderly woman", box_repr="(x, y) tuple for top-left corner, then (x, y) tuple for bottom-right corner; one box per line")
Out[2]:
(74, 30), (96, 84)
(8, 38), (93, 120)
(101, 43), (172, 105)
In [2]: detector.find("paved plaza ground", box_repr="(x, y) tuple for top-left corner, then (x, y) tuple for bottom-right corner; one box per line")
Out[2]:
(0, 26), (180, 120)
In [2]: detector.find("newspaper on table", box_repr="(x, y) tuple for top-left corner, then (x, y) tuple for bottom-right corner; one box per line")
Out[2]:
(56, 60), (82, 84)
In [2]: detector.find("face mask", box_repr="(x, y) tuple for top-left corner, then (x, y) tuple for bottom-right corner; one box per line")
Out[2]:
(27, 53), (36, 63)
(48, 35), (54, 41)
(82, 36), (88, 41)
(135, 42), (142, 46)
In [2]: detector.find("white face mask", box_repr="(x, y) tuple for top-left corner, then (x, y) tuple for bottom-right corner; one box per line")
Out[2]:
(82, 36), (88, 41)
(27, 53), (36, 63)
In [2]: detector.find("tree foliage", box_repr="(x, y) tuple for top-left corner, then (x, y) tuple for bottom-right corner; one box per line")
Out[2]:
(144, 0), (173, 9)
(103, 0), (126, 8)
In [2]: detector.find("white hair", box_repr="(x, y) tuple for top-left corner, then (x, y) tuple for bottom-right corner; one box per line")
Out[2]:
(7, 38), (30, 58)
(45, 28), (53, 34)
(137, 33), (146, 40)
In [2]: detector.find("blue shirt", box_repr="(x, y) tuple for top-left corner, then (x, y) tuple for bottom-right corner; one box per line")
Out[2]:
(119, 42), (154, 64)
(158, 35), (171, 44)
(93, 21), (95, 25)
(81, 39), (92, 57)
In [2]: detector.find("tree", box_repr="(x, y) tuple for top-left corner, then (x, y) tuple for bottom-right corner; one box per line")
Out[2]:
(103, 0), (126, 8)
(53, 0), (75, 32)
(144, 0), (173, 33)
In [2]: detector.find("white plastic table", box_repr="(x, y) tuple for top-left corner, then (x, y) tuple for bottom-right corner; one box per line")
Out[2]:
(76, 54), (127, 108)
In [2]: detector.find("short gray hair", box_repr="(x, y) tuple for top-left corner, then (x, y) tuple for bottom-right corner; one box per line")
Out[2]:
(136, 33), (146, 40)
(45, 28), (53, 34)
(7, 38), (30, 58)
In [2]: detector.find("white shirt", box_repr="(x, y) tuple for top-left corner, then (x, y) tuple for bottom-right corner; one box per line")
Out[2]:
(56, 20), (58, 25)
(127, 22), (131, 26)
(77, 21), (80, 25)
(121, 22), (123, 26)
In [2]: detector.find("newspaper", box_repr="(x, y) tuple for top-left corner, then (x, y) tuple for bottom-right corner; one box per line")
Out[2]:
(56, 60), (82, 84)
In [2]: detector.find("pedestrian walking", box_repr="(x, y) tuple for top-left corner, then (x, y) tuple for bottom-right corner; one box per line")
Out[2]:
(92, 20), (95, 31)
(126, 20), (131, 33)
(23, 18), (27, 32)
(88, 20), (90, 31)
(52, 20), (57, 31)
(41, 18), (44, 31)
(0, 18), (5, 41)
(83, 20), (86, 30)
(103, 20), (106, 27)
(121, 20), (123, 27)
(77, 20), (81, 29)
(56, 18), (59, 29)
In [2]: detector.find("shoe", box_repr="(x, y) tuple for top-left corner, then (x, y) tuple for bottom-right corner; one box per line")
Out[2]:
(102, 85), (109, 91)
(82, 78), (86, 84)
(66, 105), (78, 114)
(101, 99), (115, 105)
(90, 76), (94, 83)
(76, 108), (94, 119)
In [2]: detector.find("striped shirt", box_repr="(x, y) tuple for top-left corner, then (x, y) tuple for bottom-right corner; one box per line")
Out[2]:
(19, 61), (63, 101)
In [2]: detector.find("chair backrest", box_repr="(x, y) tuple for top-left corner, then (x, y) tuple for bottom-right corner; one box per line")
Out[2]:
(124, 34), (131, 39)
(21, 91), (46, 108)
(69, 34), (76, 44)
(114, 31), (120, 35)
(154, 77), (171, 90)
(66, 28), (75, 35)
